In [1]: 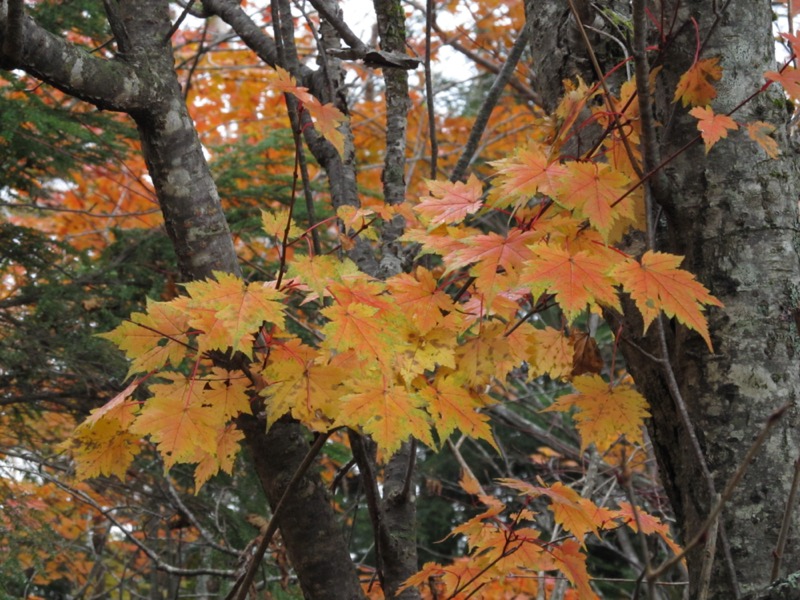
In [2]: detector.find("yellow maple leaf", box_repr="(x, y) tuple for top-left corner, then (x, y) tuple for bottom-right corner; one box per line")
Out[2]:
(263, 339), (346, 429)
(202, 367), (252, 421)
(129, 373), (219, 469)
(418, 375), (497, 450)
(194, 424), (245, 490)
(98, 298), (190, 377)
(526, 326), (574, 380)
(336, 380), (433, 456)
(261, 207), (304, 240)
(543, 374), (650, 453)
(183, 272), (286, 355)
(69, 419), (139, 481)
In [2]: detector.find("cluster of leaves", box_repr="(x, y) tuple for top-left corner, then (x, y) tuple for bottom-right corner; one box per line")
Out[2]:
(61, 53), (733, 596)
(6, 0), (799, 597)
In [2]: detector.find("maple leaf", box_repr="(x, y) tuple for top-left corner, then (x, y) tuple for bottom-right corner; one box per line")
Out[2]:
(616, 502), (682, 556)
(194, 424), (245, 490)
(304, 97), (347, 156)
(415, 174), (484, 225)
(321, 301), (400, 365)
(69, 420), (139, 481)
(269, 66), (316, 104)
(418, 375), (497, 449)
(183, 272), (286, 355)
(673, 57), (723, 107)
(83, 378), (141, 429)
(521, 243), (622, 321)
(395, 326), (457, 383)
(500, 479), (602, 544)
(287, 255), (360, 298)
(522, 326), (574, 380)
(765, 66), (800, 102)
(554, 162), (633, 239)
(386, 267), (455, 335)
(129, 373), (219, 469)
(448, 229), (536, 305)
(337, 205), (379, 240)
(543, 374), (650, 453)
(612, 251), (722, 350)
(262, 207), (304, 240)
(336, 380), (434, 456)
(746, 120), (780, 158)
(263, 339), (347, 429)
(455, 322), (516, 386)
(551, 540), (599, 599)
(489, 145), (567, 208)
(689, 106), (738, 153)
(98, 298), (190, 377)
(202, 367), (252, 421)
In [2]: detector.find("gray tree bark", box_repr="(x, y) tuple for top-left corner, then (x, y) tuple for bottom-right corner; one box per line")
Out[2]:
(529, 0), (800, 597)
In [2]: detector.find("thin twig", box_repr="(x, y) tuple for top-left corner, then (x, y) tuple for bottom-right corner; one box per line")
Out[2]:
(771, 456), (800, 580)
(424, 0), (438, 179)
(698, 493), (721, 600)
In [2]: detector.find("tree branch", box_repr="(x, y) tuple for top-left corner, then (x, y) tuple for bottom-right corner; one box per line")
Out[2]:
(0, 11), (144, 112)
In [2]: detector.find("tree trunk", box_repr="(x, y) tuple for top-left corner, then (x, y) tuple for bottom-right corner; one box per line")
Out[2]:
(0, 3), (366, 598)
(529, 0), (800, 597)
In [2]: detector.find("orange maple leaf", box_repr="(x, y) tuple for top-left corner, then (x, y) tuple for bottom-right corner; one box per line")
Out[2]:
(616, 502), (682, 556)
(765, 66), (800, 102)
(386, 267), (455, 335)
(448, 229), (536, 305)
(673, 57), (722, 107)
(746, 120), (780, 158)
(321, 302), (396, 364)
(543, 374), (650, 453)
(612, 251), (722, 350)
(551, 539), (599, 600)
(489, 145), (567, 207)
(689, 106), (738, 153)
(521, 243), (622, 321)
(415, 175), (484, 225)
(500, 479), (602, 544)
(269, 66), (315, 104)
(305, 97), (347, 156)
(554, 162), (633, 240)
